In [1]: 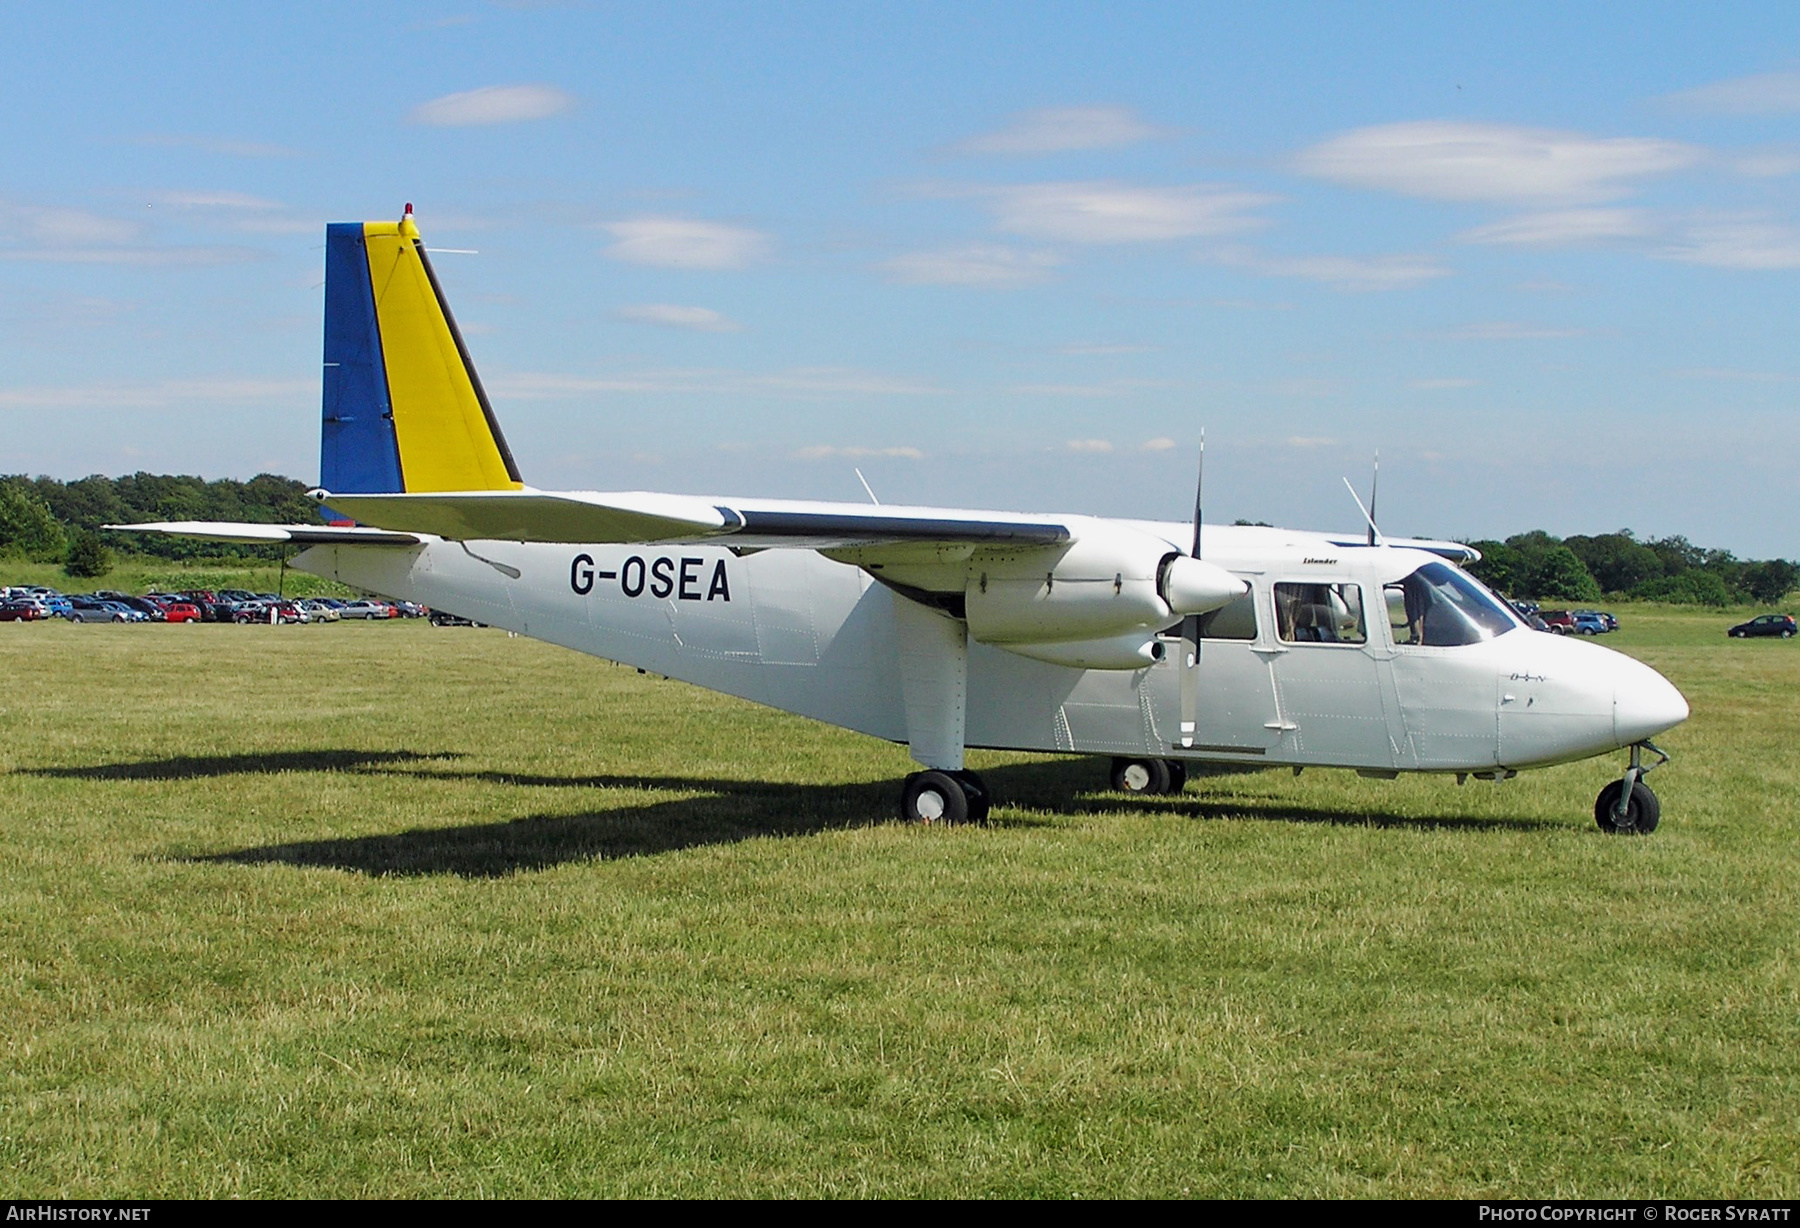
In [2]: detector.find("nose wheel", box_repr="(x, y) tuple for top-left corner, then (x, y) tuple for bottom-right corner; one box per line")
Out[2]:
(1596, 741), (1668, 835)
(1109, 757), (1189, 795)
(901, 769), (990, 825)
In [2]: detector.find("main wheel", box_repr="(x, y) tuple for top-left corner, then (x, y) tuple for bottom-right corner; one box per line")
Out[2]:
(949, 770), (992, 823)
(1111, 756), (1172, 795)
(1595, 779), (1660, 835)
(1162, 759), (1188, 792)
(902, 770), (970, 825)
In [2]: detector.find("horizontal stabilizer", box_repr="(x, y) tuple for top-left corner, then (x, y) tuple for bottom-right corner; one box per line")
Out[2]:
(106, 521), (425, 546)
(311, 488), (1073, 549)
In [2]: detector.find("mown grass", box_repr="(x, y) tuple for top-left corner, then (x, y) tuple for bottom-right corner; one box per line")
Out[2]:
(1, 609), (1795, 1198)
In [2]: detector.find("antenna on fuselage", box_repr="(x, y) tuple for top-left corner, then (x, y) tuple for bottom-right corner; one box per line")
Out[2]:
(1342, 451), (1383, 546)
(854, 467), (880, 506)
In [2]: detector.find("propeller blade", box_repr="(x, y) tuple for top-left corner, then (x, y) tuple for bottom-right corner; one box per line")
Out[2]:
(1179, 433), (1204, 750)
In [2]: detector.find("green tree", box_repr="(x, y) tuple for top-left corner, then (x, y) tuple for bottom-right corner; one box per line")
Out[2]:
(0, 480), (67, 560)
(1632, 570), (1733, 606)
(1523, 545), (1601, 602)
(1740, 559), (1800, 605)
(63, 528), (112, 579)
(1564, 531), (1663, 594)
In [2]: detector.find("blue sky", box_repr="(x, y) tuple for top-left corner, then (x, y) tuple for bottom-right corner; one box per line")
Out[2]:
(3, 2), (1798, 556)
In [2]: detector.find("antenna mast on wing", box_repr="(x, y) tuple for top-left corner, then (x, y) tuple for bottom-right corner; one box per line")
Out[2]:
(1342, 451), (1383, 546)
(1178, 432), (1204, 750)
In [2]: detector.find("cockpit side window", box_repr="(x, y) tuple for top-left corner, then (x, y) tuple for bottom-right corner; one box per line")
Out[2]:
(1274, 582), (1366, 645)
(1385, 561), (1519, 647)
(1198, 587), (1257, 640)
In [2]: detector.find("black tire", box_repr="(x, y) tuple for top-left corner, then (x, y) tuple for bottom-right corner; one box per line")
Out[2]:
(949, 770), (992, 823)
(902, 770), (970, 825)
(1162, 759), (1188, 792)
(1111, 756), (1172, 795)
(71, 614), (85, 624)
(1595, 779), (1660, 835)
(1783, 629), (1794, 639)
(1731, 629), (1746, 638)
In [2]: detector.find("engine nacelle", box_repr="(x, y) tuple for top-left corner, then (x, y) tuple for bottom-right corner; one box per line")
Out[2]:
(964, 521), (1244, 646)
(999, 633), (1166, 671)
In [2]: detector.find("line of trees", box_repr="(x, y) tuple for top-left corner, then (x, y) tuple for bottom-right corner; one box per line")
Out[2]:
(0, 473), (316, 575)
(1465, 530), (1798, 607)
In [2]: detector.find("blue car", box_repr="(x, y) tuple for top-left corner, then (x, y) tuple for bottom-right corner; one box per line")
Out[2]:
(1571, 611), (1608, 635)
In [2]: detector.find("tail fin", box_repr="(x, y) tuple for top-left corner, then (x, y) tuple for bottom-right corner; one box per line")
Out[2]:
(320, 209), (523, 495)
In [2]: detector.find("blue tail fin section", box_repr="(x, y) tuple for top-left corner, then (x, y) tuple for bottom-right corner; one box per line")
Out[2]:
(320, 222), (404, 498)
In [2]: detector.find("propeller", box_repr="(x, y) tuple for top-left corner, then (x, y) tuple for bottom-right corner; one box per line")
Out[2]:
(1178, 433), (1204, 750)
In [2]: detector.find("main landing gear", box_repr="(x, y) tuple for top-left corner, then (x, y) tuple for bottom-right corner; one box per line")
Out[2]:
(1109, 757), (1188, 796)
(900, 769), (990, 825)
(1596, 740), (1668, 835)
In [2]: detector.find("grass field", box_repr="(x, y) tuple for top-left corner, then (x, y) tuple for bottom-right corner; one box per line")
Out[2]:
(2, 607), (1796, 1197)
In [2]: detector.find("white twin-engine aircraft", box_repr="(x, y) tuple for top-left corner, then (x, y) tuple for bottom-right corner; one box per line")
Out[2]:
(117, 210), (1688, 832)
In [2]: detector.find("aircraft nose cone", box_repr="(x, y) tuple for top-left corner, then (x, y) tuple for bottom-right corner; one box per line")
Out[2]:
(1614, 658), (1689, 746)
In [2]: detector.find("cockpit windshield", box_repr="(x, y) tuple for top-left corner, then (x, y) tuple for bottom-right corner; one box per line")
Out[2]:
(1385, 561), (1521, 647)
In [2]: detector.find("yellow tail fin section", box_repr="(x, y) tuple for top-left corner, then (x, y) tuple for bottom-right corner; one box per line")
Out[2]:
(360, 214), (523, 493)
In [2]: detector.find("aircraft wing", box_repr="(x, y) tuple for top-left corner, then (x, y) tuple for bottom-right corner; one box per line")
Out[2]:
(106, 521), (427, 546)
(311, 488), (1073, 551)
(1320, 533), (1482, 563)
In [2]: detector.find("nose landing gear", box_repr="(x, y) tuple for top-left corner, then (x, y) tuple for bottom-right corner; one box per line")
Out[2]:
(1109, 757), (1189, 795)
(1596, 740), (1668, 835)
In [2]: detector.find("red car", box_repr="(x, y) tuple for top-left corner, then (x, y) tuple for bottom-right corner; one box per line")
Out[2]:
(0, 601), (45, 621)
(161, 602), (203, 624)
(1539, 610), (1575, 635)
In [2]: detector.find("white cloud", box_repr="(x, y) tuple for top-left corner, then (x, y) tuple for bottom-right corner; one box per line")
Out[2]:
(1012, 379), (1170, 397)
(408, 84), (576, 127)
(794, 444), (925, 460)
(1, 203), (142, 246)
(983, 181), (1275, 244)
(0, 245), (264, 266)
(955, 105), (1165, 155)
(490, 366), (941, 398)
(1441, 322), (1591, 340)
(613, 303), (744, 332)
(1141, 437), (1178, 451)
(1286, 436), (1338, 448)
(134, 134), (302, 158)
(1673, 367), (1800, 383)
(881, 244), (1061, 287)
(1660, 216), (1800, 270)
(601, 217), (771, 269)
(1209, 246), (1449, 291)
(147, 190), (283, 211)
(1733, 149), (1800, 178)
(1667, 71), (1800, 115)
(0, 378), (312, 410)
(1057, 342), (1156, 356)
(1460, 208), (1657, 247)
(1065, 439), (1114, 453)
(1294, 121), (1699, 205)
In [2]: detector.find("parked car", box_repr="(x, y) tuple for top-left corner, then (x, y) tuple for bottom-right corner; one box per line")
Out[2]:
(296, 599), (341, 622)
(68, 598), (144, 623)
(232, 600), (306, 624)
(1539, 610), (1575, 635)
(1572, 609), (1617, 633)
(1571, 611), (1608, 636)
(428, 608), (477, 627)
(1728, 614), (1797, 639)
(338, 600), (398, 619)
(0, 601), (46, 621)
(161, 602), (203, 624)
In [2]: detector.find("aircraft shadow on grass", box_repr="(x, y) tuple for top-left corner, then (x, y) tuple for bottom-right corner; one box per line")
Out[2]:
(18, 748), (1557, 879)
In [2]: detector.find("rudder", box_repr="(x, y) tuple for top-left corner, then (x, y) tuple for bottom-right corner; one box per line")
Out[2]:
(319, 209), (523, 496)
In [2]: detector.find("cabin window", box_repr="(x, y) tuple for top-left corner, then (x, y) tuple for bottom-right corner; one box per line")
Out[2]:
(1384, 561), (1519, 647)
(1274, 582), (1366, 644)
